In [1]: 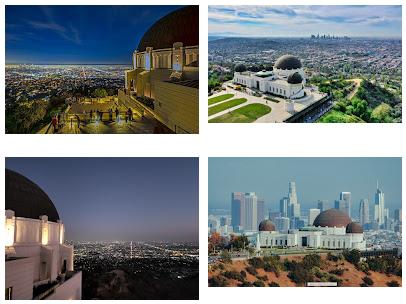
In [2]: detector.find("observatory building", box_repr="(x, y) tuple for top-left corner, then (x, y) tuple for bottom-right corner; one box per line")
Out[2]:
(233, 54), (306, 99)
(249, 209), (366, 250)
(5, 169), (82, 300)
(120, 5), (199, 133)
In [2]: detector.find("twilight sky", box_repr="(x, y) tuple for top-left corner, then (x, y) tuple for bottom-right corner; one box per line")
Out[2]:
(6, 5), (184, 64)
(209, 5), (402, 38)
(209, 158), (402, 217)
(6, 158), (198, 242)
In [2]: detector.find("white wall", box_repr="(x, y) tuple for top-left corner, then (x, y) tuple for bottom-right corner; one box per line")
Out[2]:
(5, 257), (35, 300)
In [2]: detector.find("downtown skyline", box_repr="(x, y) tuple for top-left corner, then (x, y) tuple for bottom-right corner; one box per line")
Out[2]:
(6, 5), (184, 64)
(209, 158), (402, 217)
(6, 157), (199, 242)
(209, 5), (402, 38)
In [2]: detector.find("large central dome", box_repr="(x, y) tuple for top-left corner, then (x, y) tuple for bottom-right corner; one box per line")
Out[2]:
(313, 209), (351, 228)
(5, 169), (60, 222)
(137, 6), (199, 52)
(259, 219), (276, 232)
(274, 55), (302, 70)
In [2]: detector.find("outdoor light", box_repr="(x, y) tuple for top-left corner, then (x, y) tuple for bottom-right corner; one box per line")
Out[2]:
(41, 216), (49, 245)
(5, 214), (15, 247)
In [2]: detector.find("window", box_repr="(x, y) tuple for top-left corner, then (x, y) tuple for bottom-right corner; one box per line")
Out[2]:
(5, 287), (12, 300)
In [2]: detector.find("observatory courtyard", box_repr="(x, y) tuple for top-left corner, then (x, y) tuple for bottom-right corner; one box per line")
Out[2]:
(208, 55), (329, 123)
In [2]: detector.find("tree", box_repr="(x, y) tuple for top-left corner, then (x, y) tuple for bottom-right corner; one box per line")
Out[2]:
(371, 103), (393, 123)
(14, 100), (48, 133)
(208, 232), (226, 253)
(93, 88), (108, 100)
(229, 234), (248, 250)
(221, 250), (232, 264)
(343, 249), (361, 265)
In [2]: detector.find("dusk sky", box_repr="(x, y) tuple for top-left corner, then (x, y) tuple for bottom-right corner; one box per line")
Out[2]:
(209, 158), (402, 217)
(6, 5), (184, 64)
(209, 6), (402, 38)
(6, 158), (198, 242)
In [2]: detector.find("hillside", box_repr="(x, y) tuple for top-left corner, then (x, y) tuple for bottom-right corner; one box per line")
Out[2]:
(208, 253), (401, 287)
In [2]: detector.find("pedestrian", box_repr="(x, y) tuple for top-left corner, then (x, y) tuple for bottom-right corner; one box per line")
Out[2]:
(52, 115), (58, 133)
(109, 108), (113, 121)
(129, 108), (133, 121)
(115, 107), (119, 122)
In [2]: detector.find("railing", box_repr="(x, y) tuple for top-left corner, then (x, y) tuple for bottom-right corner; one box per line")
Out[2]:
(32, 271), (79, 300)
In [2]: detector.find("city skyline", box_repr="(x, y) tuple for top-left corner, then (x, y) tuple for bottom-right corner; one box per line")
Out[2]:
(6, 157), (199, 242)
(209, 5), (402, 38)
(6, 5), (184, 64)
(209, 158), (402, 216)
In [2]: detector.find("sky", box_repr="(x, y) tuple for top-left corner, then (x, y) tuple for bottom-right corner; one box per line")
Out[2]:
(208, 5), (402, 38)
(209, 158), (402, 217)
(5, 5), (184, 64)
(6, 158), (199, 242)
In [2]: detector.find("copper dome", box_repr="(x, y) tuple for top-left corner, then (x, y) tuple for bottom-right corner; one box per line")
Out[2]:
(137, 6), (199, 52)
(5, 169), (60, 222)
(274, 55), (302, 70)
(313, 209), (351, 228)
(346, 222), (363, 233)
(259, 219), (276, 231)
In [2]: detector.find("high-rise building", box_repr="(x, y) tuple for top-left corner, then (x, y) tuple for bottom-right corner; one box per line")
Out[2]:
(394, 209), (402, 222)
(317, 200), (330, 212)
(308, 208), (321, 226)
(340, 192), (351, 217)
(287, 181), (300, 218)
(279, 197), (289, 217)
(231, 192), (245, 230)
(257, 199), (266, 227)
(374, 181), (385, 227)
(244, 192), (258, 231)
(269, 211), (281, 222)
(274, 217), (290, 233)
(334, 199), (346, 214)
(288, 181), (298, 204)
(359, 199), (370, 227)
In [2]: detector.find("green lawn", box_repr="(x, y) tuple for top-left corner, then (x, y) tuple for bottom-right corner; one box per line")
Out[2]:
(209, 103), (271, 123)
(208, 98), (247, 116)
(318, 110), (365, 123)
(208, 93), (234, 105)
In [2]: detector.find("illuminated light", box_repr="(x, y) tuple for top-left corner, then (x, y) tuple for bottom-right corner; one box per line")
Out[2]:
(5, 216), (15, 247)
(59, 223), (65, 245)
(40, 216), (49, 245)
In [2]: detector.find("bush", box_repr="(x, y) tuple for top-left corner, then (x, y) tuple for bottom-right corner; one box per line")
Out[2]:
(240, 270), (246, 278)
(357, 261), (370, 274)
(221, 251), (232, 264)
(362, 276), (374, 286)
(246, 265), (258, 276)
(302, 254), (322, 269)
(343, 249), (361, 265)
(327, 252), (339, 262)
(329, 268), (345, 276)
(386, 280), (400, 287)
(209, 276), (228, 287)
(238, 280), (253, 287)
(256, 275), (268, 281)
(218, 263), (225, 270)
(249, 257), (265, 269)
(253, 280), (265, 287)
(269, 282), (280, 287)
(360, 282), (368, 287)
(223, 271), (244, 282)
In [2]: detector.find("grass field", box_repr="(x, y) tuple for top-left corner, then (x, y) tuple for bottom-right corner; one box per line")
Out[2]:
(208, 93), (234, 105)
(209, 103), (271, 123)
(208, 98), (247, 116)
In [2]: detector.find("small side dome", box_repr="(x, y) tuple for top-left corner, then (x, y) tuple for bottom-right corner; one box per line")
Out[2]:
(259, 219), (276, 231)
(346, 222), (363, 233)
(287, 72), (303, 84)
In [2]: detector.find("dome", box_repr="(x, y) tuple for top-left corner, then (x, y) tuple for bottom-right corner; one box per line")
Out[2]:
(346, 222), (363, 234)
(274, 54), (302, 70)
(259, 219), (276, 232)
(137, 6), (199, 52)
(313, 209), (351, 228)
(287, 72), (303, 84)
(5, 169), (60, 222)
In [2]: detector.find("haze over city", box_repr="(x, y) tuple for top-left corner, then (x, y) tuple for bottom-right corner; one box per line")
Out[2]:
(6, 157), (199, 242)
(6, 5), (184, 64)
(208, 158), (402, 215)
(209, 5), (402, 38)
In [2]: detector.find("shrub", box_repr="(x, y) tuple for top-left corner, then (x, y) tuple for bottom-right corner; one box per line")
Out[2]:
(209, 276), (228, 287)
(386, 280), (400, 287)
(238, 280), (253, 287)
(249, 257), (265, 269)
(329, 268), (345, 276)
(256, 275), (268, 281)
(246, 265), (258, 276)
(221, 251), (232, 264)
(327, 252), (339, 262)
(269, 282), (280, 287)
(343, 249), (361, 265)
(362, 276), (374, 286)
(223, 271), (244, 282)
(360, 282), (368, 287)
(240, 270), (246, 278)
(218, 263), (225, 270)
(302, 254), (322, 269)
(253, 280), (265, 287)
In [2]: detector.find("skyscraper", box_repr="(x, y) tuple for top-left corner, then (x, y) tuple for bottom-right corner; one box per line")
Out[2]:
(334, 199), (346, 214)
(231, 192), (245, 230)
(274, 217), (290, 233)
(394, 209), (402, 222)
(287, 181), (300, 218)
(374, 181), (385, 227)
(288, 181), (298, 204)
(257, 199), (265, 227)
(308, 208), (321, 226)
(359, 198), (370, 227)
(317, 200), (330, 212)
(279, 197), (288, 217)
(340, 192), (351, 217)
(244, 192), (258, 231)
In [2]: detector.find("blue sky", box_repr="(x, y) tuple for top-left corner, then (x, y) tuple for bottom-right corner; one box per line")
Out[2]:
(6, 5), (184, 64)
(209, 158), (402, 217)
(209, 6), (402, 38)
(6, 158), (199, 242)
